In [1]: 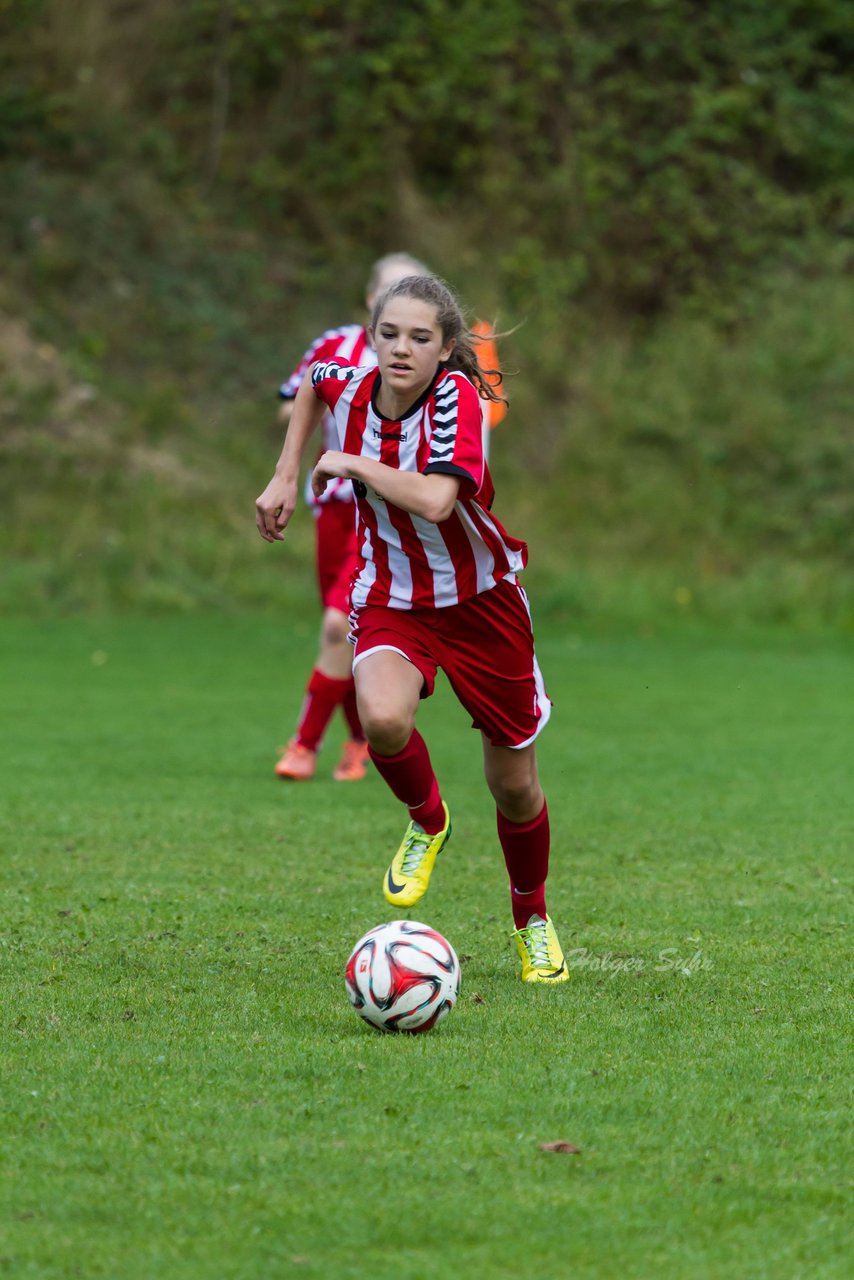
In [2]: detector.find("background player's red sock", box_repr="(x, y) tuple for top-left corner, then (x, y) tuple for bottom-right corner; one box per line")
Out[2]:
(497, 800), (551, 928)
(368, 729), (446, 833)
(341, 681), (366, 742)
(295, 669), (352, 752)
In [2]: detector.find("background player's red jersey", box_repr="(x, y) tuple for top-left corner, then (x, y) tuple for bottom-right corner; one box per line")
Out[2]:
(279, 324), (375, 506)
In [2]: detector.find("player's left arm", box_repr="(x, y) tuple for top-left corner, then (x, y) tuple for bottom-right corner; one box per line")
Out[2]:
(313, 453), (461, 524)
(421, 372), (486, 501)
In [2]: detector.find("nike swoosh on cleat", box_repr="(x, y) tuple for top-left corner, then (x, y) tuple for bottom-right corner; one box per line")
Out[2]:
(386, 868), (408, 895)
(537, 964), (567, 980)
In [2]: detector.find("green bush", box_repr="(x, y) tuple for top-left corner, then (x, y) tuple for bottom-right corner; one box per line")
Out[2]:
(4, 0), (852, 309)
(1, 0), (852, 621)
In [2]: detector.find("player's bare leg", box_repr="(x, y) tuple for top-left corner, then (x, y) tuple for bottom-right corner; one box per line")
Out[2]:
(353, 648), (422, 754)
(316, 606), (353, 680)
(481, 739), (543, 823)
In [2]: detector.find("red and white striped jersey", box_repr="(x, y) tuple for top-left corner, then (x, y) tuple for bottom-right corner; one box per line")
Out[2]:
(279, 324), (374, 506)
(311, 360), (527, 611)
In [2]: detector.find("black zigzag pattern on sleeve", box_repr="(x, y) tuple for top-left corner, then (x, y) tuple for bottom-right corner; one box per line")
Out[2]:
(429, 378), (459, 464)
(311, 360), (355, 386)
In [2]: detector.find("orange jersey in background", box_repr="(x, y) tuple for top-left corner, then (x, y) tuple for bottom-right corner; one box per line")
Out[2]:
(472, 320), (508, 430)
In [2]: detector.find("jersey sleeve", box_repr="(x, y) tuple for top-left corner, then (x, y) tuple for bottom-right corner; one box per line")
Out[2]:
(423, 372), (486, 500)
(310, 359), (358, 411)
(278, 331), (345, 400)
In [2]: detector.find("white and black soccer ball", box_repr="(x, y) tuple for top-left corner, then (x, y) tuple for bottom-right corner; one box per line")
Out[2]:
(345, 920), (460, 1034)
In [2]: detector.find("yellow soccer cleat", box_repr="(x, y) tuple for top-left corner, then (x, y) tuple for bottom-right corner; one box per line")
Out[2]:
(383, 802), (452, 908)
(513, 914), (569, 984)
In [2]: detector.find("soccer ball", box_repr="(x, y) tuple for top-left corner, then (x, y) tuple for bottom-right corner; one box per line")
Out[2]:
(345, 920), (460, 1034)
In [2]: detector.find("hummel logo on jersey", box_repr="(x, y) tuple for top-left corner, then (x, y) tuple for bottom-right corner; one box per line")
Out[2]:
(373, 427), (407, 443)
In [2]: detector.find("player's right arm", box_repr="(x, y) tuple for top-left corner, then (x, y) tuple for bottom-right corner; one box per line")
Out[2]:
(255, 367), (326, 542)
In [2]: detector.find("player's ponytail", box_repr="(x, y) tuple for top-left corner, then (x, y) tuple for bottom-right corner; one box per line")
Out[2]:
(371, 275), (508, 408)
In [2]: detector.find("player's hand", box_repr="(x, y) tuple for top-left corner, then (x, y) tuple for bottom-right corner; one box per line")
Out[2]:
(312, 450), (352, 498)
(255, 474), (297, 541)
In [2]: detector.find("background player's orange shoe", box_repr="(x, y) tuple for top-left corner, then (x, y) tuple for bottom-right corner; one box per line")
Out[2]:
(274, 739), (316, 780)
(333, 738), (370, 782)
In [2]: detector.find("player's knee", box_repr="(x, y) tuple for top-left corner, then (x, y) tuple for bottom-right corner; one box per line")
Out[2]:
(321, 610), (348, 648)
(359, 705), (414, 756)
(489, 776), (542, 823)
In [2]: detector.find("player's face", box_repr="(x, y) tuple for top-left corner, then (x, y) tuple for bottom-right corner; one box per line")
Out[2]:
(371, 297), (455, 403)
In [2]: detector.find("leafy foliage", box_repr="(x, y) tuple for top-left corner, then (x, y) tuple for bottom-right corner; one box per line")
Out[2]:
(3, 0), (852, 308)
(0, 0), (852, 617)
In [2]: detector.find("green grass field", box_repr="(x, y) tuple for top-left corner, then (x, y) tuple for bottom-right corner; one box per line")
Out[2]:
(1, 614), (851, 1279)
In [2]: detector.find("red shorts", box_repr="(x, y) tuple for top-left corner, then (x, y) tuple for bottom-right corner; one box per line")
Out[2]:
(350, 578), (551, 748)
(314, 501), (358, 614)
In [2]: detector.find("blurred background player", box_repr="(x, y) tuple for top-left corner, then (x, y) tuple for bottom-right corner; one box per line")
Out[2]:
(273, 253), (431, 782)
(472, 320), (507, 461)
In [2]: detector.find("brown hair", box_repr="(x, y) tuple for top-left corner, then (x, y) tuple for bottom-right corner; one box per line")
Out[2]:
(371, 274), (507, 406)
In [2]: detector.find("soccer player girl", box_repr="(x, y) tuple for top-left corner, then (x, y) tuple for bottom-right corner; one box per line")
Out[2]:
(256, 275), (567, 983)
(273, 253), (430, 783)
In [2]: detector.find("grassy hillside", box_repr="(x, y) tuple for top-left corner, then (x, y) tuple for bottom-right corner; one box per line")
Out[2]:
(2, 212), (852, 625)
(1, 0), (852, 624)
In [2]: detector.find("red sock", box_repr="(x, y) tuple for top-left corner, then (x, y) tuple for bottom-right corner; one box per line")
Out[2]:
(295, 668), (352, 752)
(368, 729), (445, 833)
(341, 681), (365, 742)
(497, 801), (550, 929)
